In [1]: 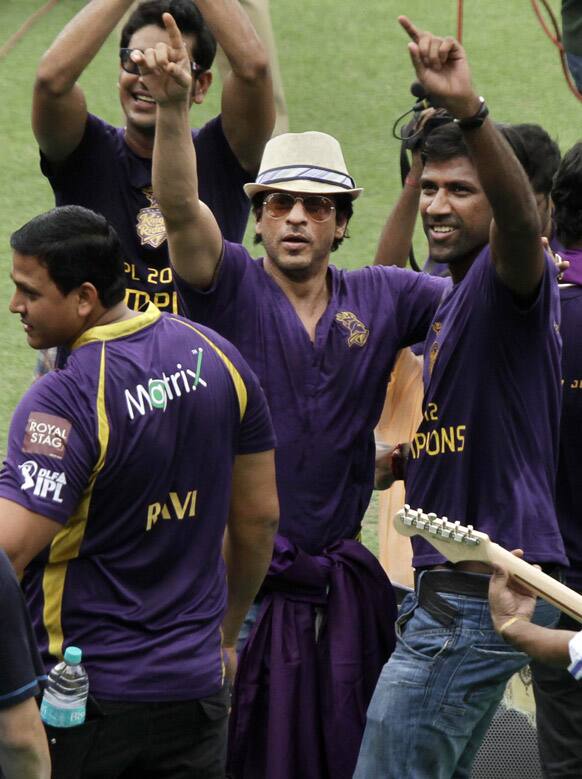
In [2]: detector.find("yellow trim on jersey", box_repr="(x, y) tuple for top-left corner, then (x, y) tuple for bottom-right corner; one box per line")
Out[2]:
(42, 343), (111, 659)
(71, 303), (161, 351)
(169, 317), (248, 420)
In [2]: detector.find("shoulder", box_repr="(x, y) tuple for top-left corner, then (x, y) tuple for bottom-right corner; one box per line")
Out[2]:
(78, 114), (121, 150)
(193, 115), (235, 159)
(210, 241), (263, 288)
(342, 263), (447, 297)
(15, 359), (95, 427)
(165, 313), (248, 367)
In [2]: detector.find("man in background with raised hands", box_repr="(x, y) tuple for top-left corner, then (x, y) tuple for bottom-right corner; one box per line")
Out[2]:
(355, 16), (566, 778)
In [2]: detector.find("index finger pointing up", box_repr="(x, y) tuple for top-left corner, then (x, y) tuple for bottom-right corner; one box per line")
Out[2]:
(398, 16), (422, 42)
(162, 12), (185, 49)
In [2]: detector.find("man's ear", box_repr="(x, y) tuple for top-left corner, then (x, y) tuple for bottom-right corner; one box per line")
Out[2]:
(191, 70), (213, 105)
(254, 207), (263, 238)
(335, 213), (348, 240)
(76, 282), (100, 317)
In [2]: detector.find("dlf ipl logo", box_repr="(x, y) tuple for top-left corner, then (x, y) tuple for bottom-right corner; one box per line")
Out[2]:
(19, 460), (67, 504)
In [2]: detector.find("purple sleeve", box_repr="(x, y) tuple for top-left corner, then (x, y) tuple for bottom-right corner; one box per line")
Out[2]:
(385, 267), (449, 347)
(0, 376), (97, 525)
(0, 552), (46, 708)
(236, 367), (277, 455)
(484, 248), (559, 326)
(39, 114), (117, 192)
(194, 116), (252, 243)
(175, 241), (260, 341)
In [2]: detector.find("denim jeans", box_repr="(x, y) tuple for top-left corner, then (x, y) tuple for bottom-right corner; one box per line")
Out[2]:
(353, 570), (559, 779)
(236, 598), (263, 655)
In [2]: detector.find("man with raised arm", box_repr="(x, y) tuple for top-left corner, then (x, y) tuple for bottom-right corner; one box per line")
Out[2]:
(136, 13), (449, 778)
(354, 17), (567, 779)
(32, 0), (274, 316)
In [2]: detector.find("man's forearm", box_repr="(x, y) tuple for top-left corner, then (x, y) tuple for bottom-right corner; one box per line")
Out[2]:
(36, 0), (135, 95)
(194, 0), (269, 79)
(0, 699), (51, 779)
(0, 743), (51, 779)
(458, 115), (539, 239)
(374, 176), (421, 267)
(222, 527), (275, 646)
(154, 101), (199, 225)
(501, 619), (575, 667)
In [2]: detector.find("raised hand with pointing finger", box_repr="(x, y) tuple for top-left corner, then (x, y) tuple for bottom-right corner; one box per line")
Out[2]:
(398, 15), (481, 120)
(129, 12), (192, 107)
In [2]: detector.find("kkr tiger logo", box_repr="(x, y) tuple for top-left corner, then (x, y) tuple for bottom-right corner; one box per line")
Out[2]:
(335, 311), (369, 347)
(136, 188), (167, 249)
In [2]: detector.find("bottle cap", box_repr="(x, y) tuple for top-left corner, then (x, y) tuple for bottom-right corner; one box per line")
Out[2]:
(64, 646), (82, 665)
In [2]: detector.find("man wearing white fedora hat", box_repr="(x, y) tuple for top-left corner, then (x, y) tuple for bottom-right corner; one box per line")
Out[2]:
(134, 13), (447, 778)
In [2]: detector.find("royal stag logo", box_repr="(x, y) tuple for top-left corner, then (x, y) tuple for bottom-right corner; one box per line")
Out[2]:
(335, 311), (369, 348)
(136, 188), (167, 249)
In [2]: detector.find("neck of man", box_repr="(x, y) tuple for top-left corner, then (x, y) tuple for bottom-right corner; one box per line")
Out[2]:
(263, 256), (332, 340)
(447, 245), (485, 285)
(264, 255), (331, 304)
(68, 302), (139, 348)
(124, 124), (155, 159)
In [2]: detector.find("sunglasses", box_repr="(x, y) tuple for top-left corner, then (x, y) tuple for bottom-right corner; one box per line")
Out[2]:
(262, 193), (336, 222)
(119, 48), (203, 77)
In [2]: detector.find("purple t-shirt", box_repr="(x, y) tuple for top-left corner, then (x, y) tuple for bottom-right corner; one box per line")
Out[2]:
(557, 279), (582, 590)
(176, 242), (446, 554)
(0, 305), (275, 701)
(407, 246), (567, 568)
(40, 114), (251, 313)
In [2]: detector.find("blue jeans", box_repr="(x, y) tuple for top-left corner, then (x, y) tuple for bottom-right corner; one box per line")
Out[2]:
(236, 598), (263, 655)
(353, 570), (559, 779)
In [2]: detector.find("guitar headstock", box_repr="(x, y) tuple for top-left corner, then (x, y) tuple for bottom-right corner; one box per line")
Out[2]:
(394, 505), (493, 565)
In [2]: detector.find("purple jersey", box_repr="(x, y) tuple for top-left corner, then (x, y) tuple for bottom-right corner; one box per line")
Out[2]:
(40, 114), (251, 313)
(0, 305), (275, 701)
(406, 246), (567, 568)
(176, 242), (446, 554)
(557, 280), (582, 590)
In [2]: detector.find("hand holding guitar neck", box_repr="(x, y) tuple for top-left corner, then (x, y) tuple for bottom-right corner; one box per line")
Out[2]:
(394, 505), (582, 622)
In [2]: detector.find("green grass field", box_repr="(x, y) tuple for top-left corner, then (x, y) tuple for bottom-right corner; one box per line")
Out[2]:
(0, 0), (578, 551)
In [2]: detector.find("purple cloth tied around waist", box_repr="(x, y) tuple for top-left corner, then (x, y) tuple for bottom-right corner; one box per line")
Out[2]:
(227, 535), (397, 779)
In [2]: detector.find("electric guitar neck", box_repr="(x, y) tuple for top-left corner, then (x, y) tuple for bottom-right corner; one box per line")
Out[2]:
(394, 504), (582, 623)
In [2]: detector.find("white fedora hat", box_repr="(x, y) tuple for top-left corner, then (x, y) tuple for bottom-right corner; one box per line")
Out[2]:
(244, 131), (363, 200)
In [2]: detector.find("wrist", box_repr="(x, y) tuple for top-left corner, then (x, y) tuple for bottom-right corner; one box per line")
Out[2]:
(447, 93), (482, 120)
(497, 614), (530, 639)
(390, 443), (410, 481)
(404, 174), (421, 189)
(453, 96), (489, 130)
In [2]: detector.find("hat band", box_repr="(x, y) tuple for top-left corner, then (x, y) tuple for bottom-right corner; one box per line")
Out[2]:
(256, 165), (356, 190)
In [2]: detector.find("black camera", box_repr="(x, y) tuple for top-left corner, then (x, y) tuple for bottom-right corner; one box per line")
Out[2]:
(394, 82), (453, 152)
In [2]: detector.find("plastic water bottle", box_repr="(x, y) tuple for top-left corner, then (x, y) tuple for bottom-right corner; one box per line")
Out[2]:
(40, 646), (89, 728)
